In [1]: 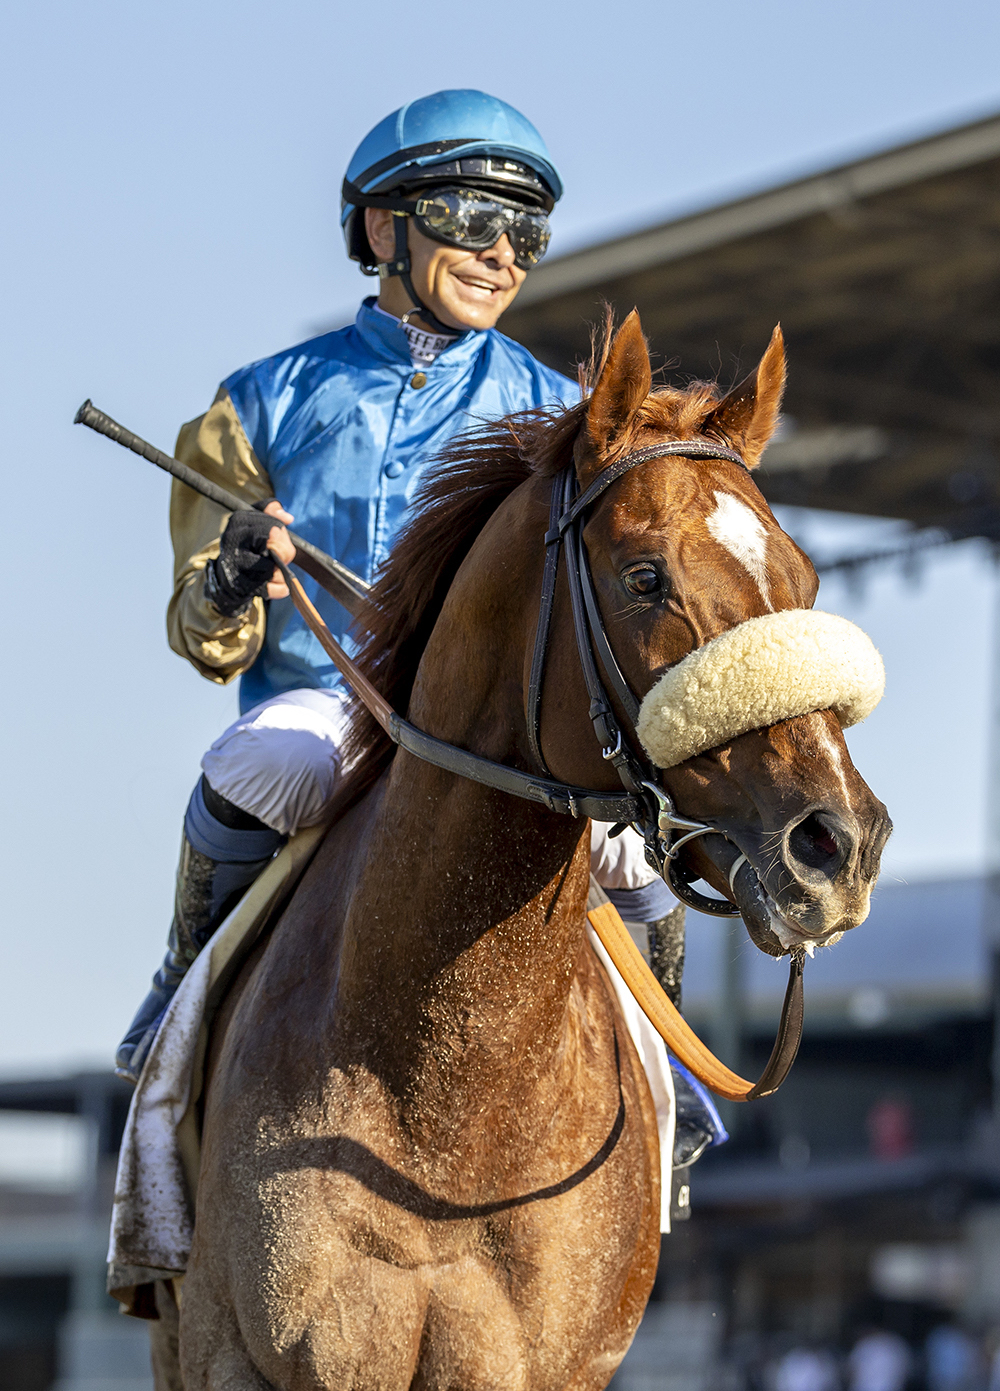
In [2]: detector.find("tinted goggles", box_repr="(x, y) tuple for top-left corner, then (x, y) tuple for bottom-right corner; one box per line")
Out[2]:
(412, 188), (551, 269)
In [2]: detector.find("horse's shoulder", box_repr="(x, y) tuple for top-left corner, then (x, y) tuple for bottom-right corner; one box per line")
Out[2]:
(202, 780), (387, 1110)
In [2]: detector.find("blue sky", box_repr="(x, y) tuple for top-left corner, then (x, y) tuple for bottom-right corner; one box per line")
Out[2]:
(2, 0), (999, 1073)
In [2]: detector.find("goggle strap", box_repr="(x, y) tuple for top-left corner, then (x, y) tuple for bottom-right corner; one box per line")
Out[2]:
(342, 179), (424, 215)
(346, 180), (542, 224)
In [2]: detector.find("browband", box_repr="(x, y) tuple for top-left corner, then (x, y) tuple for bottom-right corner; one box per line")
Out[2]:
(546, 439), (746, 542)
(342, 180), (426, 215)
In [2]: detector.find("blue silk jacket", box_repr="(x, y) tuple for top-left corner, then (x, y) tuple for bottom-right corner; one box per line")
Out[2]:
(171, 298), (578, 712)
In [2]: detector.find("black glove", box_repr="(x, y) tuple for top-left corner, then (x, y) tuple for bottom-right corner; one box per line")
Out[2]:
(204, 507), (284, 618)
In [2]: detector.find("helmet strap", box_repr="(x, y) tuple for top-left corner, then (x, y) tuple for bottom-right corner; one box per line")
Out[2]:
(376, 214), (460, 339)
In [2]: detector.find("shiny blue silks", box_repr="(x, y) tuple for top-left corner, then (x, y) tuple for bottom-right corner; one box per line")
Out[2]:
(224, 299), (577, 713)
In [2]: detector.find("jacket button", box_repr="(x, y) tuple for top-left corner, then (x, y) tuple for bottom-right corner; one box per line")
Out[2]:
(384, 460), (404, 478)
(410, 372), (427, 389)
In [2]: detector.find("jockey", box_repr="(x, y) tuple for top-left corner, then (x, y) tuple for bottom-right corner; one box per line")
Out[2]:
(116, 88), (685, 1089)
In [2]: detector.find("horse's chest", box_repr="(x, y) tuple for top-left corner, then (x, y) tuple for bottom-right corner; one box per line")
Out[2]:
(251, 1194), (637, 1391)
(235, 1081), (654, 1390)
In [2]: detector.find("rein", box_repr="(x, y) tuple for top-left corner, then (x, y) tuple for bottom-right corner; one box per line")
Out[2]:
(73, 399), (807, 1100)
(274, 436), (806, 1103)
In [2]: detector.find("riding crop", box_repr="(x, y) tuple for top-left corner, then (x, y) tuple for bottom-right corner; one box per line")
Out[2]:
(74, 401), (803, 1102)
(74, 400), (372, 620)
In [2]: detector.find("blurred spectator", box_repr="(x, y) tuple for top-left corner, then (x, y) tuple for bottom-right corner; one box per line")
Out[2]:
(772, 1346), (840, 1391)
(848, 1330), (911, 1391)
(925, 1325), (981, 1391)
(866, 1099), (914, 1161)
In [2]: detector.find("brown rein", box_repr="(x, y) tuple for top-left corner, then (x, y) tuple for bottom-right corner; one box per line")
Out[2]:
(279, 565), (804, 1103)
(72, 400), (805, 1102)
(587, 890), (804, 1102)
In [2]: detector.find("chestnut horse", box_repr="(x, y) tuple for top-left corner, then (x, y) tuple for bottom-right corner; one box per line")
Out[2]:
(175, 314), (889, 1390)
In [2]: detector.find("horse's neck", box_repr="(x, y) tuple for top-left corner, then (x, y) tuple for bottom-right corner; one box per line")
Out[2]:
(342, 762), (591, 1042)
(336, 485), (593, 1109)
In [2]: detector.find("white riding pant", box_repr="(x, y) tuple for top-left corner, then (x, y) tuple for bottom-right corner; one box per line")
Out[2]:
(201, 688), (658, 886)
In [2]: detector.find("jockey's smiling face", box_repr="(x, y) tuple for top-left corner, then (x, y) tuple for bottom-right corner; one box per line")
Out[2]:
(365, 207), (526, 333)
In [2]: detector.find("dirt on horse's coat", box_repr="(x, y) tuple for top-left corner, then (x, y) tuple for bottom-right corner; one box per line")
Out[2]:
(106, 844), (676, 1310)
(165, 313), (889, 1391)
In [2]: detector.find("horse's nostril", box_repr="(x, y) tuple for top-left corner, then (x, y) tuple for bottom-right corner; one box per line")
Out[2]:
(788, 812), (840, 870)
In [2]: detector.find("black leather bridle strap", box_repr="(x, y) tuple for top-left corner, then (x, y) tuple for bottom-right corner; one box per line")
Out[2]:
(528, 436), (746, 792)
(537, 437), (753, 896)
(577, 531), (641, 728)
(388, 713), (645, 822)
(547, 439), (746, 543)
(563, 501), (620, 756)
(526, 468), (571, 775)
(275, 559), (645, 824)
(563, 503), (646, 796)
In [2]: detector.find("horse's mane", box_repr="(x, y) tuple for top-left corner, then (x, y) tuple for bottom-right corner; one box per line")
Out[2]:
(338, 317), (725, 807)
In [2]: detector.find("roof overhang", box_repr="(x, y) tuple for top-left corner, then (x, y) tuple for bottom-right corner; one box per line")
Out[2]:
(503, 112), (1000, 535)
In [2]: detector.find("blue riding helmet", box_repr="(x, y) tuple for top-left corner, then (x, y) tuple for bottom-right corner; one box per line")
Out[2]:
(341, 89), (563, 273)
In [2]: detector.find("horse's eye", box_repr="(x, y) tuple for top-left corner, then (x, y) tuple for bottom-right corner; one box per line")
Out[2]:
(623, 567), (662, 597)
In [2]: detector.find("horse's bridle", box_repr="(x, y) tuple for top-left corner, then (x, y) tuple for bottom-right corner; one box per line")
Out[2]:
(527, 439), (748, 918)
(75, 397), (806, 1102)
(272, 436), (807, 1103)
(279, 437), (764, 910)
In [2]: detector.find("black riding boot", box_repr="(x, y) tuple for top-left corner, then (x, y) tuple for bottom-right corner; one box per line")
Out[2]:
(115, 778), (285, 1083)
(647, 903), (687, 1009)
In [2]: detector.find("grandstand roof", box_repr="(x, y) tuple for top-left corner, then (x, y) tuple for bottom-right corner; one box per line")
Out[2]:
(504, 112), (1000, 537)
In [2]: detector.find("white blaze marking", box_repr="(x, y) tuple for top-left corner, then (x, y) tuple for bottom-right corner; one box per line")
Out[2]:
(805, 712), (873, 924)
(808, 711), (852, 807)
(706, 492), (772, 607)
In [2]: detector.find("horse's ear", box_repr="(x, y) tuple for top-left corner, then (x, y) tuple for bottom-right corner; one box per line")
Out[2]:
(584, 309), (652, 460)
(703, 325), (786, 469)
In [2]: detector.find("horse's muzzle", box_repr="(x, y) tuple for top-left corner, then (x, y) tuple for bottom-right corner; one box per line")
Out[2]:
(690, 796), (892, 958)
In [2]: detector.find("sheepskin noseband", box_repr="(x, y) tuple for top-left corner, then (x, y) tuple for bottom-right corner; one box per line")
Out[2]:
(636, 609), (885, 770)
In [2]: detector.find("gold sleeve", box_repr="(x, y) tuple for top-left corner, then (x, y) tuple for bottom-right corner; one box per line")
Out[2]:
(166, 388), (276, 684)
